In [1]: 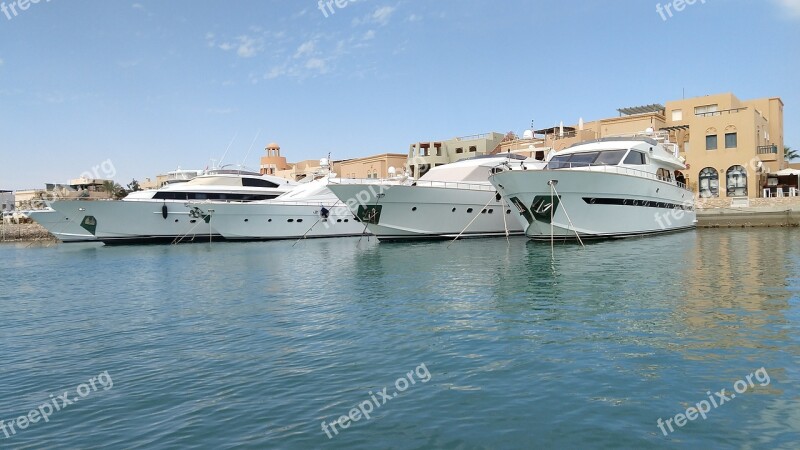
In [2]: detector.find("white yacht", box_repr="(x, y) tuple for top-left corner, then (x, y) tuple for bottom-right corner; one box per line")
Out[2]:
(27, 169), (204, 243)
(489, 133), (696, 240)
(185, 171), (370, 241)
(51, 170), (297, 244)
(327, 154), (545, 241)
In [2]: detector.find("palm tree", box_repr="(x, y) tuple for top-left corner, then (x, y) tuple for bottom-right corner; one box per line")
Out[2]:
(785, 146), (799, 161)
(102, 180), (117, 197)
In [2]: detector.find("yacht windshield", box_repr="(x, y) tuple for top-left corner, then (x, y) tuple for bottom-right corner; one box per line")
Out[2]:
(546, 149), (628, 169)
(594, 150), (627, 165)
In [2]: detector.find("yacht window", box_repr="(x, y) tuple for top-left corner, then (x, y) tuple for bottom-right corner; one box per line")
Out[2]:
(594, 150), (627, 165)
(546, 155), (573, 169)
(568, 152), (600, 167)
(242, 178), (280, 188)
(623, 151), (646, 165)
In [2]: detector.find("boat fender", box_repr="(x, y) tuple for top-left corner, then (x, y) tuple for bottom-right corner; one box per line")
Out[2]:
(320, 207), (330, 219)
(495, 193), (502, 202)
(162, 204), (168, 219)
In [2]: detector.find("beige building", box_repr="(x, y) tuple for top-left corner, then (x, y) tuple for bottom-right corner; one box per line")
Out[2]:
(276, 154), (407, 181)
(407, 132), (507, 178)
(339, 153), (407, 179)
(260, 143), (292, 176)
(15, 177), (114, 209)
(495, 93), (786, 200)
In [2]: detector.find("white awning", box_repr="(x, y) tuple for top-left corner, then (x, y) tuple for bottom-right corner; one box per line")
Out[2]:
(773, 168), (800, 176)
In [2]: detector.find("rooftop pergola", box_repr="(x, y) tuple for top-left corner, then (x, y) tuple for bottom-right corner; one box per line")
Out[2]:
(617, 104), (665, 116)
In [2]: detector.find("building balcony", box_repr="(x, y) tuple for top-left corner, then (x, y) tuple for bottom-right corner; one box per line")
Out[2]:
(758, 145), (779, 161)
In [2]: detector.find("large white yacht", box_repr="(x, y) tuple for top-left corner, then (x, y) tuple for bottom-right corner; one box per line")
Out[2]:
(185, 167), (371, 241)
(327, 154), (545, 241)
(27, 168), (204, 243)
(489, 133), (696, 240)
(51, 170), (297, 244)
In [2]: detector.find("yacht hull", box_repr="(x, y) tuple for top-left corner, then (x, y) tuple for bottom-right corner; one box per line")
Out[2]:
(328, 183), (523, 241)
(193, 202), (368, 240)
(27, 209), (97, 242)
(51, 200), (220, 245)
(491, 170), (696, 240)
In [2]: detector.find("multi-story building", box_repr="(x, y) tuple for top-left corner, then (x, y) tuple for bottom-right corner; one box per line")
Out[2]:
(498, 93), (786, 200)
(406, 132), (507, 178)
(14, 178), (114, 209)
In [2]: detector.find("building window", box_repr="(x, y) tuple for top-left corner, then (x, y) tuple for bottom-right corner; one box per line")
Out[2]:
(671, 109), (683, 121)
(469, 146), (477, 152)
(695, 104), (719, 116)
(706, 135), (718, 150)
(726, 165), (747, 197)
(455, 147), (463, 154)
(725, 132), (737, 149)
(698, 167), (719, 198)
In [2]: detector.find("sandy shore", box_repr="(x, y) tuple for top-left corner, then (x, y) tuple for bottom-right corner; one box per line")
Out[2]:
(0, 222), (58, 243)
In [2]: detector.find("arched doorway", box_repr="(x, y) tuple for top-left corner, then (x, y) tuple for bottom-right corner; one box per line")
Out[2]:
(698, 167), (719, 198)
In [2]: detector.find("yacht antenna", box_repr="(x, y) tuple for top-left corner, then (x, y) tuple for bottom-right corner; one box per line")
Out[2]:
(218, 132), (239, 167)
(241, 129), (262, 169)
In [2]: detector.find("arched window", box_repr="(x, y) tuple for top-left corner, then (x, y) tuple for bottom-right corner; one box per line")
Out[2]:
(698, 167), (719, 198)
(726, 165), (747, 197)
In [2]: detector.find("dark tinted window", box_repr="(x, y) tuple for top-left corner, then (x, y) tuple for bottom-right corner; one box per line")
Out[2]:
(242, 178), (279, 188)
(567, 152), (600, 166)
(623, 151), (646, 165)
(152, 192), (279, 201)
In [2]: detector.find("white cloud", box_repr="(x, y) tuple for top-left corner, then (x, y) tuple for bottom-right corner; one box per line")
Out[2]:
(214, 35), (263, 58)
(0, 58), (4, 66)
(372, 6), (396, 25)
(363, 30), (376, 41)
(353, 5), (396, 26)
(774, 0), (800, 17)
(132, 3), (144, 10)
(294, 40), (316, 59)
(235, 36), (261, 58)
(407, 14), (422, 22)
(116, 59), (142, 69)
(305, 58), (327, 73)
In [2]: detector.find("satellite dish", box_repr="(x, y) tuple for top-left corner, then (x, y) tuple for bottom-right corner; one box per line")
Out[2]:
(388, 166), (397, 176)
(645, 127), (655, 135)
(522, 130), (534, 140)
(320, 158), (330, 168)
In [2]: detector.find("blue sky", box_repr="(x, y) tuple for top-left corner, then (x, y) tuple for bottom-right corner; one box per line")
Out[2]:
(1, 0), (798, 190)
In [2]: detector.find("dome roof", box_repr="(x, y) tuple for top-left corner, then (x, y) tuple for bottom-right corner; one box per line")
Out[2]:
(266, 142), (280, 149)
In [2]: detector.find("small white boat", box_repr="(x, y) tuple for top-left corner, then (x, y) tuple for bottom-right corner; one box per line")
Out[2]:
(489, 133), (696, 240)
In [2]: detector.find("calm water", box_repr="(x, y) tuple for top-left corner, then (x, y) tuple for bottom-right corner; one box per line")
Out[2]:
(1, 229), (799, 449)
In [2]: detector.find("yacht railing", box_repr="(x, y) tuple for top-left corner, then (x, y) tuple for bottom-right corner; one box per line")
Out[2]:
(544, 163), (689, 190)
(332, 178), (495, 192)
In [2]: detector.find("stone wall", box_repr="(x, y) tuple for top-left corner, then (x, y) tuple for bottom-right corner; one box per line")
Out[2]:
(0, 223), (57, 242)
(697, 196), (800, 210)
